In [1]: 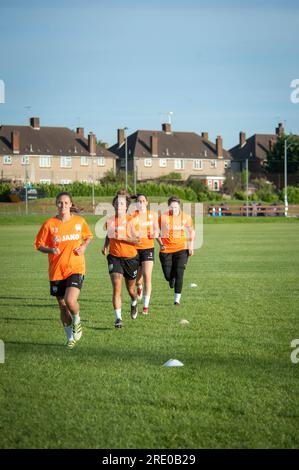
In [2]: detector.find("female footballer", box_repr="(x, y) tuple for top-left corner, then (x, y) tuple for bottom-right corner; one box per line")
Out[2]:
(102, 190), (140, 328)
(159, 196), (194, 305)
(35, 192), (93, 348)
(131, 193), (161, 315)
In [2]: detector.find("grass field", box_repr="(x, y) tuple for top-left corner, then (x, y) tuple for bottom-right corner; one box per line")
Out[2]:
(0, 218), (299, 448)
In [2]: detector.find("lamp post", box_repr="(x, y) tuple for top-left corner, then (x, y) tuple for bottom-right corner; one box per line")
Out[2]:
(124, 127), (128, 191)
(245, 158), (249, 217)
(284, 136), (290, 217)
(92, 158), (95, 214)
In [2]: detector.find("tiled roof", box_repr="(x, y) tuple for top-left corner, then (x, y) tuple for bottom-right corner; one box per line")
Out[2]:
(0, 125), (116, 158)
(109, 130), (231, 159)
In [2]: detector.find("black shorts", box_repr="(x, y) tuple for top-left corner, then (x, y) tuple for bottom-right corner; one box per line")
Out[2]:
(50, 274), (84, 297)
(138, 248), (154, 265)
(107, 254), (139, 280)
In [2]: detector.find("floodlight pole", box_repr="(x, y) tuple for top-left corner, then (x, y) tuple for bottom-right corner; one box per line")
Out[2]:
(284, 138), (288, 217)
(245, 158), (249, 217)
(124, 127), (128, 191)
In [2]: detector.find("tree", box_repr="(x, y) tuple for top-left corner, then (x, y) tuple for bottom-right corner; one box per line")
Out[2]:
(222, 170), (242, 196)
(266, 134), (299, 174)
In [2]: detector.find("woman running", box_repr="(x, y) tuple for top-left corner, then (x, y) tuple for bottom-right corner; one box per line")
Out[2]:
(35, 192), (93, 348)
(131, 193), (161, 315)
(159, 196), (195, 306)
(102, 190), (140, 328)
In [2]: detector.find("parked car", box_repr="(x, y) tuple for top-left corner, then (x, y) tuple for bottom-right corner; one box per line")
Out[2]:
(9, 186), (46, 202)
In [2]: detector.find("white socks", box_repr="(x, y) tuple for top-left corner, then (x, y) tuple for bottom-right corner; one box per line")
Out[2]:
(131, 299), (137, 307)
(144, 295), (150, 308)
(64, 325), (73, 341)
(71, 313), (80, 324)
(174, 293), (181, 304)
(114, 308), (122, 320)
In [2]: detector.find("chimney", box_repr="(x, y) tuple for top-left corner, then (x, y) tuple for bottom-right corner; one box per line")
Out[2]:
(30, 117), (40, 130)
(239, 131), (246, 147)
(276, 122), (284, 137)
(118, 128), (125, 147)
(162, 123), (172, 134)
(88, 132), (97, 155)
(12, 130), (20, 154)
(201, 132), (209, 140)
(216, 135), (223, 158)
(151, 134), (158, 157)
(76, 127), (84, 137)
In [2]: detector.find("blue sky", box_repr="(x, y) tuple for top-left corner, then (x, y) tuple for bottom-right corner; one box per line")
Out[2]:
(0, 0), (299, 148)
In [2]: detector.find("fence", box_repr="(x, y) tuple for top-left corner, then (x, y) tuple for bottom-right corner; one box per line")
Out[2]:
(206, 204), (299, 217)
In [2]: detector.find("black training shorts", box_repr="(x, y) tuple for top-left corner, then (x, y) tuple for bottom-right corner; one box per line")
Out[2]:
(50, 273), (84, 297)
(107, 254), (139, 280)
(137, 247), (154, 265)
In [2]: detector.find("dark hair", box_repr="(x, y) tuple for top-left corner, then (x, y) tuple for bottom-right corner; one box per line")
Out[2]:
(112, 189), (131, 210)
(130, 193), (148, 202)
(168, 195), (181, 206)
(55, 192), (81, 213)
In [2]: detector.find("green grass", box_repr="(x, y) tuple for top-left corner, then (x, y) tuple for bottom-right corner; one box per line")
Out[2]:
(0, 222), (299, 448)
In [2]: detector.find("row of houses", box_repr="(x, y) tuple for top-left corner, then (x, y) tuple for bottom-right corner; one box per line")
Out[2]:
(0, 117), (287, 191)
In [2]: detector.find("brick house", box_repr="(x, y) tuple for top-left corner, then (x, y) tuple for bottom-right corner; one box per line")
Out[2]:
(109, 123), (232, 191)
(0, 117), (117, 185)
(229, 123), (285, 176)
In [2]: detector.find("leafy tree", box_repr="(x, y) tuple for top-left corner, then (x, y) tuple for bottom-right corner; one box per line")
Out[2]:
(222, 170), (242, 196)
(266, 134), (299, 173)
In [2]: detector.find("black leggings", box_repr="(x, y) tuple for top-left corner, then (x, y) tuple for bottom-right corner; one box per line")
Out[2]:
(159, 250), (189, 294)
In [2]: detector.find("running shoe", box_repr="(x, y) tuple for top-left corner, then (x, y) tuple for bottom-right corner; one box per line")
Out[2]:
(72, 322), (82, 341)
(115, 318), (123, 328)
(142, 307), (149, 315)
(131, 304), (138, 320)
(66, 339), (76, 349)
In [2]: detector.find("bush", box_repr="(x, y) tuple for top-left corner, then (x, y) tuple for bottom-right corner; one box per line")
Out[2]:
(159, 172), (182, 180)
(279, 186), (299, 204)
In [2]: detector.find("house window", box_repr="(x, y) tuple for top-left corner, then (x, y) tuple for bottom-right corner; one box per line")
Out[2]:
(208, 179), (212, 188)
(224, 160), (231, 169)
(60, 179), (72, 184)
(3, 155), (12, 164)
(60, 156), (72, 168)
(193, 159), (203, 170)
(39, 156), (51, 168)
(120, 159), (125, 168)
(80, 157), (89, 166)
(210, 160), (217, 168)
(174, 159), (184, 170)
(97, 157), (105, 166)
(22, 155), (30, 165)
(144, 158), (152, 167)
(214, 180), (219, 191)
(40, 179), (51, 184)
(159, 159), (167, 168)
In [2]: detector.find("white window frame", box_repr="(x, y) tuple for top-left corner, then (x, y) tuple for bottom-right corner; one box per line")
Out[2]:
(39, 156), (51, 168)
(3, 155), (12, 164)
(60, 156), (72, 168)
(39, 179), (51, 184)
(174, 159), (184, 170)
(144, 158), (152, 167)
(60, 179), (72, 185)
(224, 160), (231, 169)
(22, 155), (30, 165)
(210, 160), (217, 168)
(97, 157), (105, 166)
(193, 159), (203, 170)
(159, 159), (167, 168)
(208, 179), (212, 188)
(80, 156), (89, 166)
(120, 160), (125, 168)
